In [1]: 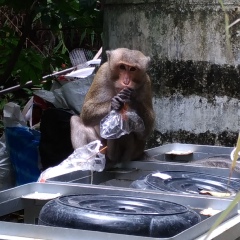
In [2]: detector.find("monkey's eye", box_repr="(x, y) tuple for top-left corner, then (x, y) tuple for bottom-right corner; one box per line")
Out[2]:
(119, 64), (126, 70)
(130, 67), (136, 71)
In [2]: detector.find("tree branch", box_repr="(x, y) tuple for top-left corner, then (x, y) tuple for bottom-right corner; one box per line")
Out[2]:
(0, 1), (38, 85)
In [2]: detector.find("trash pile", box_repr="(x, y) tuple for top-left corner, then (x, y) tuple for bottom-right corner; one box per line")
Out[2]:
(0, 48), (102, 187)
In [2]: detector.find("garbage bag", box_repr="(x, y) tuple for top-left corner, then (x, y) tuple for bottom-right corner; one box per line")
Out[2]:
(39, 108), (74, 170)
(3, 102), (41, 185)
(0, 134), (15, 190)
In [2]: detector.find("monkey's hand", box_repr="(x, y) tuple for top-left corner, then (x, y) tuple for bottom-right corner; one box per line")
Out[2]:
(111, 88), (133, 110)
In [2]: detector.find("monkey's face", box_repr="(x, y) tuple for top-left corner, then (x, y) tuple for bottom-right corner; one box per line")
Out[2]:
(107, 48), (150, 92)
(113, 61), (143, 90)
(114, 61), (146, 91)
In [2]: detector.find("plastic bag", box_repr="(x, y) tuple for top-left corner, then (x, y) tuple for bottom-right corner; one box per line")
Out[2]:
(0, 134), (15, 190)
(38, 140), (105, 182)
(5, 127), (41, 185)
(3, 102), (41, 185)
(100, 108), (145, 139)
(34, 75), (93, 114)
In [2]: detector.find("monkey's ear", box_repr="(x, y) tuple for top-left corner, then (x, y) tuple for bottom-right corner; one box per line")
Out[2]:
(143, 56), (151, 69)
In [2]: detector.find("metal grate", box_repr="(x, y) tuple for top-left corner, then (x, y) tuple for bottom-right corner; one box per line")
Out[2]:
(69, 48), (94, 67)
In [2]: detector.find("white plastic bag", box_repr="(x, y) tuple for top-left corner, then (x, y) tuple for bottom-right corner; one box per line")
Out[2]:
(0, 134), (15, 190)
(38, 140), (105, 182)
(100, 109), (145, 139)
(3, 102), (41, 185)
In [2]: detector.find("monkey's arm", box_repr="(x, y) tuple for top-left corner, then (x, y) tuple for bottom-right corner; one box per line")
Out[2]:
(81, 64), (113, 126)
(81, 99), (111, 126)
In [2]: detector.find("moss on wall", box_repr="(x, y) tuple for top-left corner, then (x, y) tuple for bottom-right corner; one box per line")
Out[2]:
(149, 59), (240, 101)
(146, 130), (239, 148)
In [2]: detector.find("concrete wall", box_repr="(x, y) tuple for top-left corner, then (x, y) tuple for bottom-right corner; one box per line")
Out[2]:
(103, 0), (240, 147)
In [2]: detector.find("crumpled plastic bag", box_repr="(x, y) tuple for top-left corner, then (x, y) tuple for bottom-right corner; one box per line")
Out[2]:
(100, 108), (145, 139)
(0, 134), (15, 190)
(38, 140), (105, 182)
(3, 102), (41, 185)
(3, 102), (27, 127)
(34, 76), (93, 114)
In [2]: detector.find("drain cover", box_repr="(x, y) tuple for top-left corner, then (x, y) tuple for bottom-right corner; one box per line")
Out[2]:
(131, 171), (240, 196)
(38, 194), (201, 238)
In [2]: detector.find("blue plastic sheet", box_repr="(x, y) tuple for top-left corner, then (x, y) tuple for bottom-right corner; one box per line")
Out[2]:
(5, 127), (41, 185)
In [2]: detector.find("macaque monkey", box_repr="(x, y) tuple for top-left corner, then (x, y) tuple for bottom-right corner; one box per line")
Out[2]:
(70, 48), (155, 165)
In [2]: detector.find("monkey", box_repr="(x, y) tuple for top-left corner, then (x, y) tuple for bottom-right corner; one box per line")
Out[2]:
(70, 48), (155, 166)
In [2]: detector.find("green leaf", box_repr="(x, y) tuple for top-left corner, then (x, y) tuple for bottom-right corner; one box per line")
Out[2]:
(80, 0), (96, 8)
(79, 29), (87, 45)
(53, 41), (63, 54)
(231, 133), (240, 170)
(91, 30), (95, 46)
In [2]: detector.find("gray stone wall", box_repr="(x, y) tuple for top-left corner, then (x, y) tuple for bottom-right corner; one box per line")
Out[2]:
(103, 0), (240, 147)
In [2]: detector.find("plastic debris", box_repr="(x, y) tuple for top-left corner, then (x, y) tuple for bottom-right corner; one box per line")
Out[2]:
(38, 140), (105, 182)
(100, 109), (145, 139)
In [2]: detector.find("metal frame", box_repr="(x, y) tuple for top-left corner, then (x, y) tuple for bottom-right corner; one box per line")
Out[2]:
(0, 182), (238, 240)
(0, 143), (239, 239)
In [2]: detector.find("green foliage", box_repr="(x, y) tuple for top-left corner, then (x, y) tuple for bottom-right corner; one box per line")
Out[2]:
(0, 28), (18, 71)
(0, 0), (34, 10)
(0, 0), (102, 135)
(13, 49), (44, 85)
(0, 93), (14, 111)
(0, 0), (103, 87)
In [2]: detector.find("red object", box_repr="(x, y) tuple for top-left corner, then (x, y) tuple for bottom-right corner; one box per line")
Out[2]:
(31, 95), (54, 126)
